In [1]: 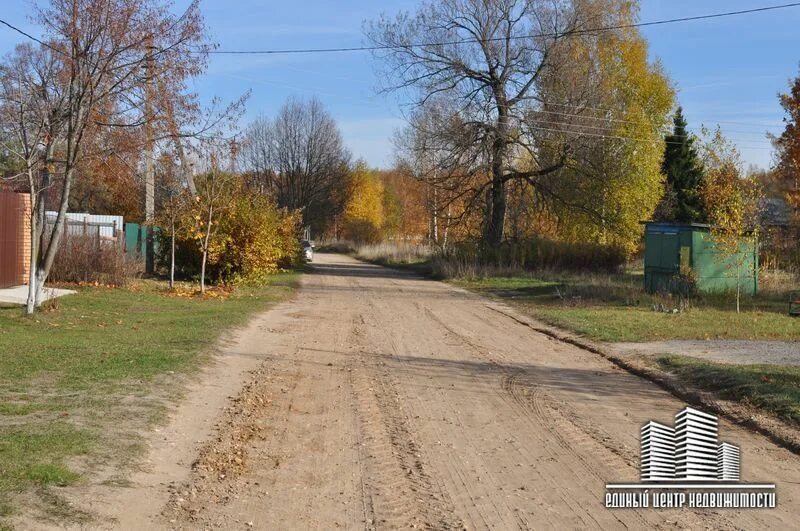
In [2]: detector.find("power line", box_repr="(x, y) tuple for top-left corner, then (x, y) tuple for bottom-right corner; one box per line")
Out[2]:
(0, 10), (781, 152)
(535, 101), (784, 129)
(200, 3), (800, 55)
(532, 116), (775, 144)
(0, 18), (66, 57)
(216, 69), (776, 144)
(207, 64), (781, 136)
(217, 63), (788, 129)
(526, 123), (774, 150)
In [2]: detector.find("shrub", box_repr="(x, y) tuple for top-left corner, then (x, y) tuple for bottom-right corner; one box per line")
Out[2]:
(49, 233), (138, 286)
(430, 238), (626, 279)
(215, 194), (302, 283)
(160, 191), (301, 285)
(354, 242), (433, 265)
(342, 219), (383, 244)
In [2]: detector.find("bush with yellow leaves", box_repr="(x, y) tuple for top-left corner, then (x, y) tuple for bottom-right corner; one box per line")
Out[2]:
(159, 186), (302, 285)
(215, 193), (302, 284)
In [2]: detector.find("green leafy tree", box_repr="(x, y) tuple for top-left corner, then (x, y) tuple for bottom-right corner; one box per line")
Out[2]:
(660, 107), (706, 222)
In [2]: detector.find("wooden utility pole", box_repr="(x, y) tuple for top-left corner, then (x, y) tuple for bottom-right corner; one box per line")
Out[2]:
(229, 137), (239, 174)
(144, 39), (156, 274)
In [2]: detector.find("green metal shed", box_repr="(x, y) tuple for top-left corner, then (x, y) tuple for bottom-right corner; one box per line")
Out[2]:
(643, 222), (758, 295)
(124, 223), (159, 258)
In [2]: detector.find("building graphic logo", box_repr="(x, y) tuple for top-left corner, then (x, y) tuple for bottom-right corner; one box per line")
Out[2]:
(605, 406), (776, 509)
(641, 407), (739, 482)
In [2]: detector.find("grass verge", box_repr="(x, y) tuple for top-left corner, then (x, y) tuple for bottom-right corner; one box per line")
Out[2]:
(653, 354), (800, 425)
(0, 274), (298, 525)
(452, 273), (800, 342)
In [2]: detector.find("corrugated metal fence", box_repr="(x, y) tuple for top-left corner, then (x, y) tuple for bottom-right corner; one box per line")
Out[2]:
(45, 212), (123, 239)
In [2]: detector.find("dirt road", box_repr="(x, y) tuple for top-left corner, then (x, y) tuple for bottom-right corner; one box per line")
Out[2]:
(112, 254), (800, 529)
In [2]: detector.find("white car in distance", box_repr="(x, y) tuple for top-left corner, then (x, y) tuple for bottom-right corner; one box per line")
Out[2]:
(302, 240), (314, 262)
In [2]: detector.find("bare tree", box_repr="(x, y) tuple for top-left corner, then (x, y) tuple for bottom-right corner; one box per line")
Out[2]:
(240, 97), (351, 236)
(153, 154), (186, 289)
(240, 114), (273, 195)
(366, 0), (620, 247)
(393, 102), (459, 248)
(9, 0), (210, 309)
(0, 44), (64, 314)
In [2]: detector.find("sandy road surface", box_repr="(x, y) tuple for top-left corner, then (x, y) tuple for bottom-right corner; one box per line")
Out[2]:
(115, 254), (800, 529)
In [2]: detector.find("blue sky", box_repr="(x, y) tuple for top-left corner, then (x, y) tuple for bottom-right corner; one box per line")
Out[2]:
(2, 0), (799, 169)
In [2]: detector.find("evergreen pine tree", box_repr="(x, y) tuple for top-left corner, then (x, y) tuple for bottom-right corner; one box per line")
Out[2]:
(659, 107), (706, 222)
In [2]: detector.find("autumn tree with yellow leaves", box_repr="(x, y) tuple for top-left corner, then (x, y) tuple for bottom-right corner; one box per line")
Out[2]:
(537, 1), (674, 256)
(342, 161), (386, 244)
(187, 162), (238, 294)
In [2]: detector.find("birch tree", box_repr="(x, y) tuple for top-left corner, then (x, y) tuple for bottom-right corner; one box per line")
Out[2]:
(15, 0), (209, 309)
(0, 44), (64, 315)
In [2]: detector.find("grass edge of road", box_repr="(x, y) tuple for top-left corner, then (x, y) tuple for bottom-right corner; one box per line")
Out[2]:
(0, 273), (300, 527)
(651, 354), (800, 425)
(342, 252), (800, 456)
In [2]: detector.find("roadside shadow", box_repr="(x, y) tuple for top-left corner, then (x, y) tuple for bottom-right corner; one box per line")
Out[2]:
(288, 346), (663, 403)
(310, 258), (426, 281)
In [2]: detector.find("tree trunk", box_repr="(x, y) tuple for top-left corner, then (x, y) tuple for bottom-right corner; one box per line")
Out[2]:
(35, 164), (75, 307)
(169, 217), (175, 289)
(736, 263), (741, 314)
(486, 105), (509, 248)
(34, 268), (47, 307)
(442, 204), (451, 251)
(431, 207), (439, 246)
(200, 250), (207, 294)
(26, 187), (37, 316)
(200, 209), (213, 294)
(486, 176), (506, 248)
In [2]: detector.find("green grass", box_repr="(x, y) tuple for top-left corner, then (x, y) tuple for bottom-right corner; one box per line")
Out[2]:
(529, 307), (799, 342)
(0, 425), (91, 491)
(655, 354), (800, 424)
(0, 404), (42, 416)
(454, 271), (800, 342)
(0, 277), (294, 386)
(0, 274), (298, 525)
(348, 243), (798, 342)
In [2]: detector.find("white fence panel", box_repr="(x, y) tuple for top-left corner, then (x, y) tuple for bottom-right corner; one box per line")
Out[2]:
(45, 212), (124, 239)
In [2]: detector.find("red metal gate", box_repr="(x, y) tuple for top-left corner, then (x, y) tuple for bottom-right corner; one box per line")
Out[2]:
(0, 191), (31, 288)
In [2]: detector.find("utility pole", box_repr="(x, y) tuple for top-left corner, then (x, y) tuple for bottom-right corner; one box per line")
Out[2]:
(144, 38), (156, 274)
(229, 136), (239, 174)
